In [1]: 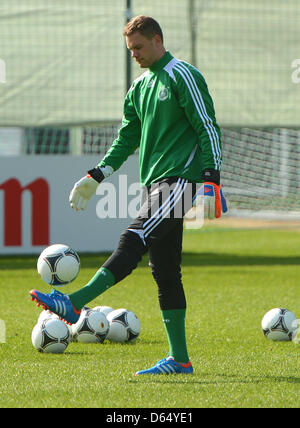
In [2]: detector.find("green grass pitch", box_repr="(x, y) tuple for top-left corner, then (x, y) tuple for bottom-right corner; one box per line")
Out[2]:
(0, 226), (300, 408)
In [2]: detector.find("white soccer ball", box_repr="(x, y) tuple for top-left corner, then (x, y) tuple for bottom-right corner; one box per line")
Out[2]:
(31, 318), (70, 353)
(261, 308), (298, 341)
(106, 308), (141, 343)
(37, 244), (80, 286)
(93, 305), (114, 317)
(72, 309), (109, 343)
(37, 310), (73, 340)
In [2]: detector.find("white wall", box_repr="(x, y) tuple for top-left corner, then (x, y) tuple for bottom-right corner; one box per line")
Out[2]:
(0, 128), (24, 155)
(0, 155), (140, 255)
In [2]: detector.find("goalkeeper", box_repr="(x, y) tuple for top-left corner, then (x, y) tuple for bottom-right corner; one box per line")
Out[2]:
(30, 15), (227, 375)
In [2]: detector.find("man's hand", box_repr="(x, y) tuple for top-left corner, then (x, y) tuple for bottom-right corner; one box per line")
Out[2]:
(69, 166), (113, 211)
(195, 182), (228, 219)
(69, 174), (99, 211)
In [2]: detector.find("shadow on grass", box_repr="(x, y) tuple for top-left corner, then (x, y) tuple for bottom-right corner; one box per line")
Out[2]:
(129, 373), (300, 385)
(1, 252), (299, 270)
(181, 252), (300, 267)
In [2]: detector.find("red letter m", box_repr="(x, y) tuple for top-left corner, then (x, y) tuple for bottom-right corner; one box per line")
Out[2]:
(0, 178), (49, 246)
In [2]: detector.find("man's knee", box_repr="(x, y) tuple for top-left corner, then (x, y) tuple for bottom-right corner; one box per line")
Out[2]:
(103, 229), (147, 283)
(150, 259), (181, 283)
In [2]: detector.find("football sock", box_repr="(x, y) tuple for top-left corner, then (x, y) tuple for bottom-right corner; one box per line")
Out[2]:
(69, 267), (115, 311)
(161, 308), (189, 364)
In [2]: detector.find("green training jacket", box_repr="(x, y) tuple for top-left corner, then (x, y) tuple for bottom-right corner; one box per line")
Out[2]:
(99, 51), (222, 186)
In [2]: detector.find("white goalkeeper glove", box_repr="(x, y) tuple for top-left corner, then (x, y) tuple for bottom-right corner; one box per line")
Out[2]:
(69, 166), (113, 211)
(193, 169), (228, 219)
(69, 174), (99, 211)
(193, 182), (228, 219)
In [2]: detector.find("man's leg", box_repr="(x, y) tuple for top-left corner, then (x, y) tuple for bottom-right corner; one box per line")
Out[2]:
(132, 178), (195, 374)
(149, 219), (190, 364)
(30, 229), (148, 324)
(69, 230), (147, 310)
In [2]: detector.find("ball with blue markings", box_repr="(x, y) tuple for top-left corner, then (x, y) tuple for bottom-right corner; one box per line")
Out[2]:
(37, 244), (80, 286)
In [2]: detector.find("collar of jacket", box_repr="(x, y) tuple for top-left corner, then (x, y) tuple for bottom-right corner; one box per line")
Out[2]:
(149, 51), (174, 72)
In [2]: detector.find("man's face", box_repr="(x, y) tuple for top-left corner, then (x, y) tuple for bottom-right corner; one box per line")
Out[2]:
(126, 32), (162, 68)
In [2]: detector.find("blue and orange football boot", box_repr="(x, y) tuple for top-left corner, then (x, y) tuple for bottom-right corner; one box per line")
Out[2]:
(30, 289), (81, 325)
(135, 356), (193, 376)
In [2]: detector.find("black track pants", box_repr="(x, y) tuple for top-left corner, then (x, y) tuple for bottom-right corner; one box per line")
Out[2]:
(103, 177), (197, 310)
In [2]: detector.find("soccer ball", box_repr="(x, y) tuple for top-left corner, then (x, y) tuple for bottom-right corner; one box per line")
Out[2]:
(31, 318), (70, 353)
(261, 308), (298, 341)
(93, 305), (114, 317)
(72, 309), (109, 343)
(37, 309), (73, 340)
(37, 244), (80, 286)
(106, 308), (141, 343)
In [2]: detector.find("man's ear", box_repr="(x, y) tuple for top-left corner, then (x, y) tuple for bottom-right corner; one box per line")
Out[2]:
(153, 33), (163, 47)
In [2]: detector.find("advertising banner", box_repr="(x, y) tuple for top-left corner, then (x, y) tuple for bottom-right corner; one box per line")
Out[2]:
(0, 155), (140, 254)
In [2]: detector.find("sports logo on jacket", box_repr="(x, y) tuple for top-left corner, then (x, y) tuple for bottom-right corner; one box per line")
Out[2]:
(158, 86), (169, 101)
(147, 78), (155, 88)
